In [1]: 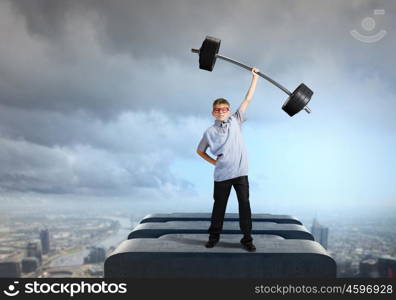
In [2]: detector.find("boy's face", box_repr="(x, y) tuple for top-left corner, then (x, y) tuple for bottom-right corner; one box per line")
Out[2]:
(212, 104), (230, 121)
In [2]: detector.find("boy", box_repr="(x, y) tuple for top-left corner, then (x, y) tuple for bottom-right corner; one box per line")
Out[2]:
(196, 67), (260, 252)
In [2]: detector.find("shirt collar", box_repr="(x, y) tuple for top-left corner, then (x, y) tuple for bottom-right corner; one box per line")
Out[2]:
(214, 118), (229, 127)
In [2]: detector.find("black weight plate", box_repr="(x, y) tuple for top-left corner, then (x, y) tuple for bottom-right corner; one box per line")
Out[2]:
(199, 36), (221, 71)
(282, 83), (313, 117)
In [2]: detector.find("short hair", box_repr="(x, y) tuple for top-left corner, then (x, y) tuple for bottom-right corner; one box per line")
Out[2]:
(212, 98), (230, 108)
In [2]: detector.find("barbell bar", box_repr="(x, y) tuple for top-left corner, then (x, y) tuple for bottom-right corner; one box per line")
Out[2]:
(191, 36), (313, 116)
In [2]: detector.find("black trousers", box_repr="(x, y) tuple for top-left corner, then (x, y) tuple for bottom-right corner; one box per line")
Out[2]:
(208, 175), (253, 244)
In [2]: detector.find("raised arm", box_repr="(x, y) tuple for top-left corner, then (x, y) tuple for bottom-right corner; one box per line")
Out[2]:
(239, 67), (260, 114)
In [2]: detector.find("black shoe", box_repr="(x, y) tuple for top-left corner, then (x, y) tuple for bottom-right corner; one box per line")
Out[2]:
(205, 239), (218, 248)
(242, 242), (256, 252)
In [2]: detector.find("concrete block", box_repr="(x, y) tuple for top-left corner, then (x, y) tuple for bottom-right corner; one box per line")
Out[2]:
(128, 221), (313, 240)
(140, 213), (302, 225)
(105, 234), (336, 278)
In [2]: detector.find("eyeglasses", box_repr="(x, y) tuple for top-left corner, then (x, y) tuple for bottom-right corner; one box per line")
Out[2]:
(213, 107), (230, 113)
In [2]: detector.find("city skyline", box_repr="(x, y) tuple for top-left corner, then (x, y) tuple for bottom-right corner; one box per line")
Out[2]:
(1, 205), (395, 278)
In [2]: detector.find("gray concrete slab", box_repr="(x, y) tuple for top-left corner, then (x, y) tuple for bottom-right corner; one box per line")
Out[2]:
(140, 212), (302, 225)
(128, 221), (314, 240)
(105, 234), (336, 278)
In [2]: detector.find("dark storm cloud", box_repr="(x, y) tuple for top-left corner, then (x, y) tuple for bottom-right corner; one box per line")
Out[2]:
(10, 0), (395, 61)
(0, 104), (206, 156)
(10, 0), (234, 59)
(2, 0), (394, 119)
(1, 0), (394, 117)
(0, 133), (194, 195)
(0, 104), (199, 195)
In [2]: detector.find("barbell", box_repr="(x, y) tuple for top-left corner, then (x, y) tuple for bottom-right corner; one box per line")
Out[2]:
(191, 36), (313, 117)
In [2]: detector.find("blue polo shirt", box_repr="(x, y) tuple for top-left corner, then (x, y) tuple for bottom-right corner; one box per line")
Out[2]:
(197, 108), (248, 182)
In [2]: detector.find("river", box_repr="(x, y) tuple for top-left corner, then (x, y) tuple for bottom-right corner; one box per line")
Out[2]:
(49, 216), (134, 267)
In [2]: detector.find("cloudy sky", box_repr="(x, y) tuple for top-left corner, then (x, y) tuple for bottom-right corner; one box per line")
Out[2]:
(0, 0), (395, 219)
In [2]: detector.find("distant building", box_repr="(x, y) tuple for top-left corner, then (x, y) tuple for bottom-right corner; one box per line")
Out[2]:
(378, 256), (396, 278)
(337, 259), (356, 277)
(88, 265), (104, 277)
(359, 258), (379, 277)
(21, 257), (39, 273)
(27, 241), (42, 264)
(40, 229), (50, 254)
(84, 247), (106, 263)
(0, 261), (21, 278)
(311, 218), (329, 249)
